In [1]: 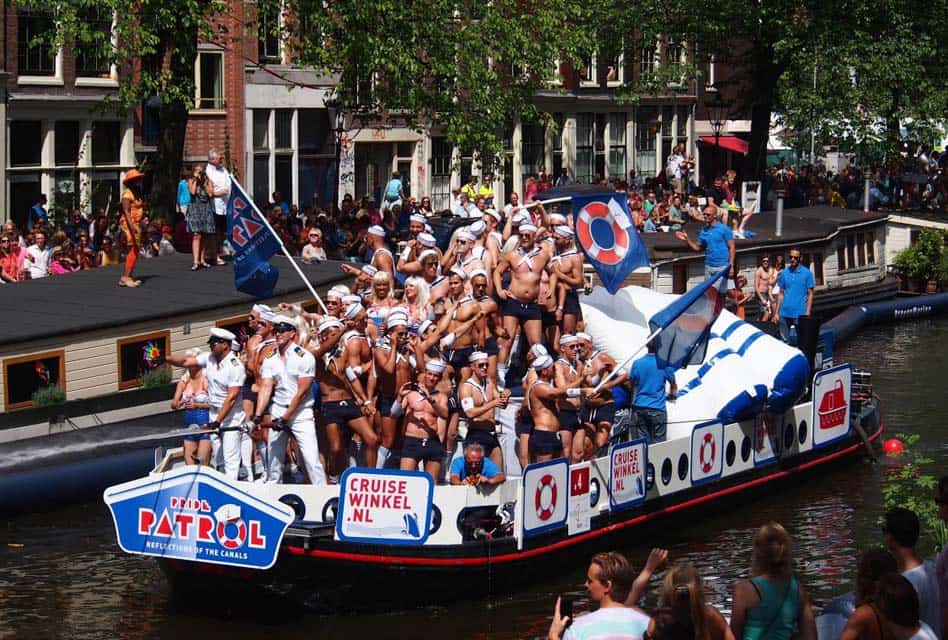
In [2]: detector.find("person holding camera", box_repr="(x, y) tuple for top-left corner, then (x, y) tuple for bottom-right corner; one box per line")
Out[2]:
(459, 351), (510, 470)
(395, 360), (449, 481)
(374, 313), (417, 469)
(448, 443), (505, 487)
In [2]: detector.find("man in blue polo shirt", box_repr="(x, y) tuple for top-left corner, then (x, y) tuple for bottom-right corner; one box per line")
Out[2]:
(449, 443), (506, 486)
(629, 343), (677, 443)
(773, 248), (814, 342)
(675, 205), (735, 279)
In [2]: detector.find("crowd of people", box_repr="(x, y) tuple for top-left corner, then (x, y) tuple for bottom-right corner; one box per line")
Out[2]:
(547, 500), (947, 640)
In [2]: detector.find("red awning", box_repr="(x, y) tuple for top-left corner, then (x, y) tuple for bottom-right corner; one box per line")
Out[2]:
(699, 135), (749, 155)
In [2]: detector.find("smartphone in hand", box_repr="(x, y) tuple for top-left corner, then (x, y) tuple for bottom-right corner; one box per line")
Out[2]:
(560, 595), (574, 628)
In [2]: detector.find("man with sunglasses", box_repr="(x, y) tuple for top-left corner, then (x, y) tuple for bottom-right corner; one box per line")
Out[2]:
(252, 315), (323, 485)
(555, 335), (586, 463)
(166, 328), (246, 479)
(458, 351), (510, 470)
(773, 248), (814, 342)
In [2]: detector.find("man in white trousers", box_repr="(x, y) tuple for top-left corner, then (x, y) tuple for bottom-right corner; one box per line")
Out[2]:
(166, 328), (246, 479)
(252, 315), (324, 485)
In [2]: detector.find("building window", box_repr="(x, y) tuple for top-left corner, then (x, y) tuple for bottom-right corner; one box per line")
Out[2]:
(17, 10), (55, 76)
(551, 113), (564, 178)
(92, 122), (121, 165)
(55, 121), (81, 166)
(275, 110), (293, 149)
(298, 109), (335, 209)
(866, 230), (875, 265)
(605, 51), (624, 86)
(195, 51), (224, 110)
(521, 123), (545, 178)
(836, 243), (846, 271)
(10, 121), (43, 166)
(258, 1), (283, 64)
(3, 350), (65, 412)
(813, 253), (824, 285)
(75, 8), (113, 78)
(635, 108), (657, 176)
(856, 232), (866, 266)
(638, 44), (655, 82)
(430, 137), (452, 211)
(253, 109), (269, 151)
(576, 114), (594, 184)
(578, 53), (596, 86)
(116, 331), (170, 391)
(275, 154), (293, 205)
(846, 235), (856, 269)
(608, 113), (626, 178)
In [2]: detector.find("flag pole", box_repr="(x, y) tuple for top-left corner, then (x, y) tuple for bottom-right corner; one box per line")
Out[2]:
(236, 178), (330, 314)
(525, 196), (572, 208)
(591, 326), (663, 396)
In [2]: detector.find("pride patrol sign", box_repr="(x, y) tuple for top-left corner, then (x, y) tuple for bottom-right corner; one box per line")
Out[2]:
(104, 466), (295, 570)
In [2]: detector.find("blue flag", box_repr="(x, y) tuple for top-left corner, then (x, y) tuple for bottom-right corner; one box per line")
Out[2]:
(572, 193), (649, 294)
(649, 265), (729, 370)
(226, 179), (281, 298)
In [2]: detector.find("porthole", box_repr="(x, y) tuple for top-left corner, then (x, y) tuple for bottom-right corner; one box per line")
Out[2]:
(645, 463), (655, 490)
(726, 440), (736, 467)
(661, 458), (673, 486)
(784, 423), (795, 451)
(798, 420), (808, 445)
(280, 494), (306, 519)
(321, 497), (339, 522)
(741, 436), (751, 462)
(677, 453), (689, 481)
(429, 505), (442, 535)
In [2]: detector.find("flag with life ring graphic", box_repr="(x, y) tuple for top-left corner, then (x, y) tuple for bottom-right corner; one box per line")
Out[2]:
(572, 194), (650, 294)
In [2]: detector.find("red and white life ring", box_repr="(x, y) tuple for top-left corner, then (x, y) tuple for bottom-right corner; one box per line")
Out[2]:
(576, 201), (630, 266)
(699, 432), (716, 473)
(535, 473), (558, 521)
(216, 518), (247, 550)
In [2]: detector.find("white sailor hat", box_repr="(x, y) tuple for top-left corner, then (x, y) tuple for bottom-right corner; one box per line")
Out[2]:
(424, 224), (433, 233)
(410, 213), (427, 225)
(386, 314), (409, 330)
(344, 303), (364, 319)
(559, 333), (578, 345)
(257, 308), (277, 323)
(512, 212), (530, 225)
(549, 213), (566, 225)
(533, 354), (555, 370)
(576, 332), (592, 342)
(418, 249), (439, 263)
(272, 314), (297, 330)
(468, 351), (489, 364)
(317, 318), (345, 333)
(209, 327), (236, 343)
(418, 232), (437, 248)
(361, 264), (379, 276)
(231, 340), (242, 352)
(554, 225), (574, 238)
(342, 294), (363, 305)
(456, 229), (476, 242)
(367, 225), (387, 237)
(418, 319), (434, 335)
(425, 359), (447, 373)
(519, 223), (539, 234)
(529, 343), (549, 359)
(327, 285), (349, 299)
(449, 266), (468, 280)
(251, 303), (272, 315)
(485, 208), (502, 221)
(468, 268), (488, 281)
(469, 220), (486, 236)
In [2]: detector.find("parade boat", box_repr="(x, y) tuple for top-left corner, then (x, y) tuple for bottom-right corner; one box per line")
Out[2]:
(103, 283), (884, 607)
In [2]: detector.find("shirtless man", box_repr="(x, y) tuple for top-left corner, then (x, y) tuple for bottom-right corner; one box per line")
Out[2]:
(555, 334), (586, 462)
(470, 269), (507, 386)
(417, 248), (451, 303)
(483, 210), (505, 273)
(754, 255), (774, 322)
(516, 344), (549, 470)
(458, 351), (510, 470)
(397, 225), (438, 278)
(577, 332), (625, 450)
(549, 226), (585, 336)
(442, 228), (483, 275)
(310, 318), (379, 478)
(493, 222), (554, 386)
(374, 313), (416, 469)
(395, 360), (449, 481)
(526, 355), (592, 463)
(436, 269), (482, 384)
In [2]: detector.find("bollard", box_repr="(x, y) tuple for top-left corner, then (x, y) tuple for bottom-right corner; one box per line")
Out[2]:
(863, 169), (872, 214)
(775, 188), (785, 237)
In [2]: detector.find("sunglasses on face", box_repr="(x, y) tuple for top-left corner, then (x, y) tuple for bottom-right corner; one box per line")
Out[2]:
(208, 338), (228, 346)
(274, 324), (295, 334)
(474, 363), (488, 369)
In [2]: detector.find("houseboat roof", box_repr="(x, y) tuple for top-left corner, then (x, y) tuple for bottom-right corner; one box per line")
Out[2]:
(642, 206), (888, 262)
(0, 255), (349, 348)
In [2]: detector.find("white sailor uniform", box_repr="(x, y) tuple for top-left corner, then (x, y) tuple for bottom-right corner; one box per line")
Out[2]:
(197, 351), (247, 480)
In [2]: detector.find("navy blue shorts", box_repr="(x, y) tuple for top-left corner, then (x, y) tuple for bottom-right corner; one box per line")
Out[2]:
(530, 430), (561, 455)
(321, 399), (363, 426)
(515, 412), (534, 436)
(377, 394), (396, 418)
(465, 428), (500, 457)
(401, 435), (443, 463)
(502, 298), (542, 322)
(583, 402), (616, 427)
(558, 408), (581, 432)
(484, 336), (500, 356)
(445, 346), (475, 370)
(241, 378), (257, 403)
(563, 290), (581, 315)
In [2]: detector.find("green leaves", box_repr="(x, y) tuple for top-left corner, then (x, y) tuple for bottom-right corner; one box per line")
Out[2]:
(881, 433), (948, 555)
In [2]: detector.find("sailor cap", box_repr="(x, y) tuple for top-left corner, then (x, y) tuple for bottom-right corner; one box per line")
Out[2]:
(519, 223), (538, 234)
(209, 327), (236, 342)
(361, 264), (379, 276)
(317, 318), (345, 333)
(549, 213), (567, 225)
(367, 225), (387, 237)
(554, 225), (574, 238)
(449, 266), (468, 280)
(386, 314), (409, 329)
(418, 233), (437, 248)
(529, 343), (549, 359)
(559, 334), (578, 345)
(576, 332), (592, 342)
(468, 268), (488, 281)
(456, 229), (476, 242)
(418, 249), (439, 262)
(468, 351), (489, 364)
(424, 224), (433, 233)
(343, 303), (364, 319)
(468, 220), (486, 236)
(512, 212), (530, 225)
(410, 214), (427, 225)
(533, 354), (555, 370)
(418, 319), (434, 335)
(257, 308), (277, 323)
(425, 359), (447, 373)
(485, 209), (502, 221)
(252, 303), (272, 315)
(327, 285), (350, 299)
(342, 294), (363, 305)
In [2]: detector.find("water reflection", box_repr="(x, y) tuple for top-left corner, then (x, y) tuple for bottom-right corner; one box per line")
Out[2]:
(1, 317), (946, 639)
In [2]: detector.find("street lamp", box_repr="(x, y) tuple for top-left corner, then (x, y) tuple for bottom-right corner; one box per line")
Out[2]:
(326, 101), (347, 211)
(708, 89), (729, 180)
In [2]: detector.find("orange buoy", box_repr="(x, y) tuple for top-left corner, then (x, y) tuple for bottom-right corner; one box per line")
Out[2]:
(883, 438), (904, 456)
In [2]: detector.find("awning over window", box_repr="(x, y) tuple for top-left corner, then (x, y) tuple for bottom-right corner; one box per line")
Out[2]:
(699, 135), (750, 155)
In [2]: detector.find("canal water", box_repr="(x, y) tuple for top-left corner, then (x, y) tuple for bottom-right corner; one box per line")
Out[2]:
(1, 317), (946, 640)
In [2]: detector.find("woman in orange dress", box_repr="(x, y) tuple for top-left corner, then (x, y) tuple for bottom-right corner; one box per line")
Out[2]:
(119, 169), (146, 287)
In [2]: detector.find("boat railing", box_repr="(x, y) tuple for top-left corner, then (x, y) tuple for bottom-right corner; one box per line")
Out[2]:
(852, 370), (873, 407)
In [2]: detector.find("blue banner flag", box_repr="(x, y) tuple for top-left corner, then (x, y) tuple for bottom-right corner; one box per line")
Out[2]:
(571, 193), (650, 294)
(226, 179), (281, 298)
(649, 265), (729, 370)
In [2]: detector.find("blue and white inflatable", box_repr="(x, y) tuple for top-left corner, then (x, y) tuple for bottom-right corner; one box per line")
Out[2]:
(582, 286), (809, 439)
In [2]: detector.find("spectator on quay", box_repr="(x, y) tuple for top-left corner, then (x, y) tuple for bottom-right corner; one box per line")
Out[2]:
(754, 256), (775, 322)
(461, 176), (478, 202)
(186, 162), (216, 270)
(28, 193), (49, 230)
(478, 174), (494, 205)
(49, 243), (77, 275)
(838, 547), (899, 640)
(382, 171), (403, 212)
(524, 176), (539, 203)
(453, 192), (476, 218)
(629, 341), (677, 444)
(418, 196), (433, 216)
(90, 213), (109, 250)
(882, 508), (941, 634)
(25, 229), (52, 279)
(730, 521), (817, 640)
(63, 209), (86, 243)
(548, 551), (650, 640)
(75, 232), (94, 270)
(934, 476), (948, 638)
(159, 226), (176, 256)
(117, 169), (147, 287)
(666, 143), (685, 194)
(675, 204), (736, 280)
(205, 148), (232, 266)
(3, 221), (24, 248)
(773, 248), (814, 342)
(177, 166), (191, 216)
(555, 167), (575, 187)
(96, 235), (119, 267)
(726, 275), (750, 320)
(271, 191), (289, 214)
(874, 574), (939, 639)
(301, 227), (327, 263)
(644, 564), (735, 640)
(0, 233), (26, 282)
(643, 190), (658, 214)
